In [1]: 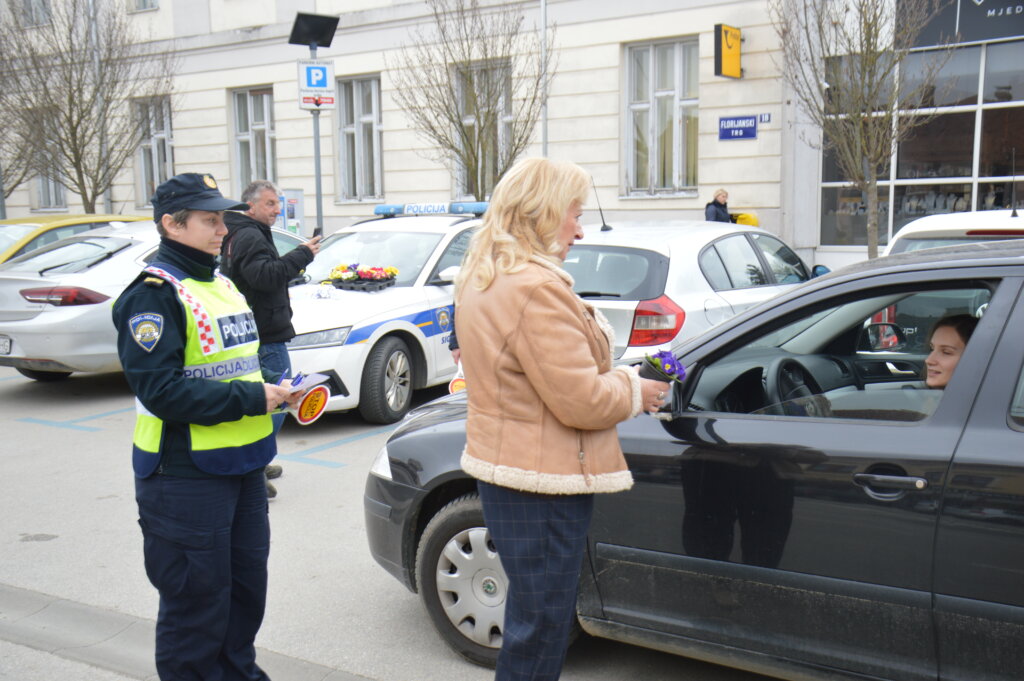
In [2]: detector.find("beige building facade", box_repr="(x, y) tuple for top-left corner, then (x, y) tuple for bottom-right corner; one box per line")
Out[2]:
(7, 1), (1024, 270)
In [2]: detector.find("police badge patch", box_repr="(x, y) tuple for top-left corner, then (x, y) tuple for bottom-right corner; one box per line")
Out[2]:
(129, 313), (164, 352)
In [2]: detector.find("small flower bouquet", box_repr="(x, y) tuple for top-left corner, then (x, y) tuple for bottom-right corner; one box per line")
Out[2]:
(639, 349), (686, 384)
(322, 263), (399, 291)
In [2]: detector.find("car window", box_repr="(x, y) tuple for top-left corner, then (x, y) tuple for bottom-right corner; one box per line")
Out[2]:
(429, 228), (474, 281)
(705, 235), (768, 289)
(304, 230), (444, 286)
(752, 234), (809, 284)
(271, 230), (303, 256)
(889, 236), (1024, 254)
(688, 284), (993, 422)
(563, 245), (668, 300)
(16, 223), (99, 259)
(0, 236), (133, 274)
(698, 247), (732, 290)
(0, 224), (37, 252)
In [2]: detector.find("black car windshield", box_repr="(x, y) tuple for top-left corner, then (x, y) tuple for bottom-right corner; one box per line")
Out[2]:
(563, 245), (669, 300)
(304, 230), (444, 286)
(0, 236), (133, 274)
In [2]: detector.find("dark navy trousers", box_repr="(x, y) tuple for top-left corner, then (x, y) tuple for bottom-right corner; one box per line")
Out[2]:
(136, 471), (270, 681)
(477, 481), (594, 681)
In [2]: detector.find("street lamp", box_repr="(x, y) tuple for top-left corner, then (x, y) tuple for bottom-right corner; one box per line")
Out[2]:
(289, 13), (340, 238)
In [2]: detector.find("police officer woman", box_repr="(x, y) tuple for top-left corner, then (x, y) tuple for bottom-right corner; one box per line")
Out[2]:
(113, 173), (302, 680)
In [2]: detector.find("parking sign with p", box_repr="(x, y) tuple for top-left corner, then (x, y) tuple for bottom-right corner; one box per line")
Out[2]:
(297, 59), (335, 110)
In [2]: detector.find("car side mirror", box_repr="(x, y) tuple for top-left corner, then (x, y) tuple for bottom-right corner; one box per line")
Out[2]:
(859, 322), (907, 352)
(811, 264), (831, 278)
(430, 265), (460, 286)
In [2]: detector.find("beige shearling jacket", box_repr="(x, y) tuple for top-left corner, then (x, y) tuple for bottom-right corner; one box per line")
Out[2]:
(457, 255), (642, 495)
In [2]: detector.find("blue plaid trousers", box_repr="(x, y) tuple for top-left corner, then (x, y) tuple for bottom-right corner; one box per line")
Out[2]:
(477, 481), (594, 681)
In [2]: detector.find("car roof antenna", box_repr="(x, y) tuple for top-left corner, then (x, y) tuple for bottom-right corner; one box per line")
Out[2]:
(1012, 148), (1019, 218)
(592, 177), (612, 231)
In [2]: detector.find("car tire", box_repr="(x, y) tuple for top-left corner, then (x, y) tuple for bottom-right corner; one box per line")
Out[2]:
(416, 493), (504, 668)
(359, 336), (414, 424)
(16, 368), (72, 382)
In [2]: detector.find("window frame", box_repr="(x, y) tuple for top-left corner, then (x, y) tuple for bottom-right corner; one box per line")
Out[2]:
(233, 87), (276, 193)
(624, 37), (699, 197)
(134, 96), (174, 207)
(455, 60), (513, 200)
(337, 75), (383, 202)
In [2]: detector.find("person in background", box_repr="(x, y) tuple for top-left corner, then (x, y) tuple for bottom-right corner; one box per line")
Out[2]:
(221, 180), (321, 498)
(112, 173), (303, 680)
(455, 157), (669, 681)
(925, 314), (978, 389)
(705, 188), (731, 223)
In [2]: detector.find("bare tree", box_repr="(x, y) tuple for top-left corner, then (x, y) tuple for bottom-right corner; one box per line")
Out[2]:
(769, 0), (953, 258)
(0, 38), (37, 203)
(389, 0), (554, 200)
(0, 0), (176, 212)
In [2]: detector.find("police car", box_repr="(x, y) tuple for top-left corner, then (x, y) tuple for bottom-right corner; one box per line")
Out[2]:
(286, 203), (482, 423)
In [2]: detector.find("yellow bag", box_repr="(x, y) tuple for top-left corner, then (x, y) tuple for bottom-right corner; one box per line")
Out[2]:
(732, 212), (759, 226)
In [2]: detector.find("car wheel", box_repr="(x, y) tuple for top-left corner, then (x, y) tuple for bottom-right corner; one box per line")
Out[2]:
(359, 336), (414, 423)
(416, 493), (504, 668)
(16, 368), (72, 382)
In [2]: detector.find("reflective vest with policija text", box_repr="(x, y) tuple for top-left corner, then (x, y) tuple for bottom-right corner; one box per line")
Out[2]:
(132, 262), (275, 476)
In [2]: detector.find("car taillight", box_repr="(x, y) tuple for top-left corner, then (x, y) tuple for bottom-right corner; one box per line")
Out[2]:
(20, 286), (110, 306)
(628, 295), (685, 346)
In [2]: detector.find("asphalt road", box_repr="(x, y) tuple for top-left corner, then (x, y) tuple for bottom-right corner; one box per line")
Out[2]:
(0, 366), (775, 681)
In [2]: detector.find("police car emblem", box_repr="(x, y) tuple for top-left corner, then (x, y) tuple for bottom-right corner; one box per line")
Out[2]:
(436, 307), (452, 332)
(129, 313), (164, 352)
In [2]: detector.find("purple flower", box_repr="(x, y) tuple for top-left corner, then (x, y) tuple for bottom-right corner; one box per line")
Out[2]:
(644, 350), (686, 382)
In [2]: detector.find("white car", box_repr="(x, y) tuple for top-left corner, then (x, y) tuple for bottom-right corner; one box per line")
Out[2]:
(564, 220), (825, 360)
(0, 221), (304, 381)
(286, 206), (481, 423)
(884, 210), (1024, 255)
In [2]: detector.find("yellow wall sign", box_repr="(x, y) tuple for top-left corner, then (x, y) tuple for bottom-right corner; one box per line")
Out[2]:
(714, 24), (742, 79)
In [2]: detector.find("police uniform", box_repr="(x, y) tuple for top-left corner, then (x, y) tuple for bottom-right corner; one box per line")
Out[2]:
(113, 173), (276, 681)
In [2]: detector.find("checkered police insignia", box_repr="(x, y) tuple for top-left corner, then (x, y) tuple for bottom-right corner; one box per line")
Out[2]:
(144, 266), (220, 355)
(129, 313), (163, 352)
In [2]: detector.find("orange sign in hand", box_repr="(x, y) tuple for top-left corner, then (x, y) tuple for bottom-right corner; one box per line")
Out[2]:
(295, 385), (330, 425)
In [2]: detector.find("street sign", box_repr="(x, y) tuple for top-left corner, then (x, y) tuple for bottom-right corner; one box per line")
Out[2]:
(297, 59), (336, 110)
(718, 116), (757, 140)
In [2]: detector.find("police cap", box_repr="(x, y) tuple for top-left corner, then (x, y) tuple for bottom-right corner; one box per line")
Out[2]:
(151, 173), (247, 223)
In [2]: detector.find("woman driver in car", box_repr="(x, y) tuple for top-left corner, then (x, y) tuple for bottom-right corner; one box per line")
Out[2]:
(925, 314), (979, 389)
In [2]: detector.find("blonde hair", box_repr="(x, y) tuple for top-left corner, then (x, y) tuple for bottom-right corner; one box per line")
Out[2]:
(456, 157), (590, 297)
(714, 188), (728, 201)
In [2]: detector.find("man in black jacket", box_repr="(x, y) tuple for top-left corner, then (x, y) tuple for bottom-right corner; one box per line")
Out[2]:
(221, 180), (321, 496)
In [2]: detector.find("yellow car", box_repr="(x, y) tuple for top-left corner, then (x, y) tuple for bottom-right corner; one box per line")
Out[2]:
(0, 214), (149, 263)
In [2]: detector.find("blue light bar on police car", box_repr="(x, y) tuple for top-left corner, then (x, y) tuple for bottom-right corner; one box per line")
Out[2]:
(373, 202), (488, 217)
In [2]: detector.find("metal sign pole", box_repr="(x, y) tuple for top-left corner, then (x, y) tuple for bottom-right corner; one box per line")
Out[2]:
(310, 42), (324, 238)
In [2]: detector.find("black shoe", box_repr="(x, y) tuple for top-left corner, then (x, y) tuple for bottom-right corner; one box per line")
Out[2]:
(266, 480), (278, 499)
(265, 464), (283, 480)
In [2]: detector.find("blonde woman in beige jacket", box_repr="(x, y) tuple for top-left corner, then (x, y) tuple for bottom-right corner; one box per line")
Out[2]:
(455, 157), (669, 680)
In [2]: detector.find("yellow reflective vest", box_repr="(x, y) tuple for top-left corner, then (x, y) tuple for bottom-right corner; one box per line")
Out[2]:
(132, 263), (275, 476)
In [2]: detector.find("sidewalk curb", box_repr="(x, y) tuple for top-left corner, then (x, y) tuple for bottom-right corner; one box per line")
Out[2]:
(0, 583), (368, 681)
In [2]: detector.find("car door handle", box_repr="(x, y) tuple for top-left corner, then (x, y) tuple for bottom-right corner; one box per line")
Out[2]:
(885, 362), (918, 376)
(853, 473), (928, 491)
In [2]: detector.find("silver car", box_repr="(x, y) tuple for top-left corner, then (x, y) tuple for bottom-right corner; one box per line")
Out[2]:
(0, 221), (304, 381)
(566, 220), (826, 360)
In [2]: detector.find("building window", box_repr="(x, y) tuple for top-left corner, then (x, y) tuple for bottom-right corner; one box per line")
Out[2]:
(36, 173), (65, 210)
(337, 76), (382, 201)
(133, 0), (158, 9)
(135, 96), (173, 205)
(21, 0), (50, 26)
(233, 87), (276, 190)
(625, 39), (699, 196)
(456, 61), (512, 200)
(820, 39), (1024, 246)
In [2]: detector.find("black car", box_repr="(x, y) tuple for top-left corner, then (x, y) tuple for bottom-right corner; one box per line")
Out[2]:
(363, 241), (1024, 681)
